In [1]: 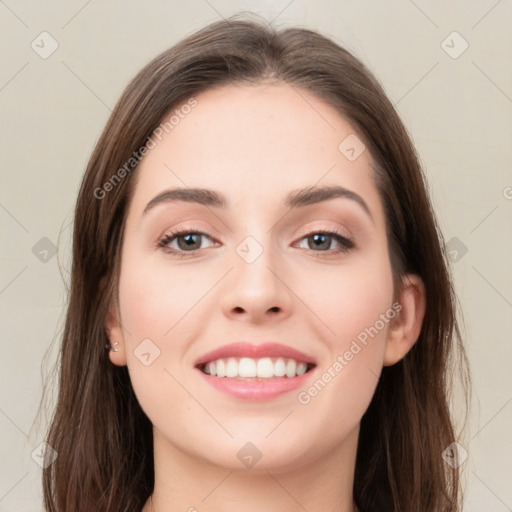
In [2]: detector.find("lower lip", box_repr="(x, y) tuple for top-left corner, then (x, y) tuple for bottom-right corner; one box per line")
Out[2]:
(195, 367), (316, 400)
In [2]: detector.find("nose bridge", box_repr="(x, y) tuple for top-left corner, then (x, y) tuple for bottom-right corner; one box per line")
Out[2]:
(221, 228), (293, 321)
(231, 203), (278, 281)
(234, 231), (279, 293)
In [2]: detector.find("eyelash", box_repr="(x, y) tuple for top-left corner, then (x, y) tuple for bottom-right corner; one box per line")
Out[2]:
(156, 227), (355, 259)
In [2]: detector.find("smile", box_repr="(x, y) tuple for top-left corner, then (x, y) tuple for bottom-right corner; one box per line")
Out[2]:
(198, 357), (315, 379)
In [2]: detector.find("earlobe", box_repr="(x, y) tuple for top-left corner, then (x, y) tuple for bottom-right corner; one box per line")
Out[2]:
(101, 276), (127, 367)
(383, 274), (426, 366)
(105, 306), (127, 367)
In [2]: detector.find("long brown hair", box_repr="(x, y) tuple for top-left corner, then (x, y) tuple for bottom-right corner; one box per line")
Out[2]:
(40, 13), (470, 512)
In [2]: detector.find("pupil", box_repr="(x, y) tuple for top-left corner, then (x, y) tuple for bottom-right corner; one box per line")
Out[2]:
(179, 234), (200, 250)
(310, 234), (330, 251)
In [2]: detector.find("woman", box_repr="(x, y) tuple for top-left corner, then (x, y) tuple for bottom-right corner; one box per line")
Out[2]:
(42, 13), (469, 512)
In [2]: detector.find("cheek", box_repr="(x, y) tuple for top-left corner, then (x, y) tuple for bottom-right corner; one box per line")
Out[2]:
(293, 252), (394, 420)
(116, 253), (225, 425)
(118, 253), (216, 340)
(300, 251), (394, 352)
(116, 259), (195, 434)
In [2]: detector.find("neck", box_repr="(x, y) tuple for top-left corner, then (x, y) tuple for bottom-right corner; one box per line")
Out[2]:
(143, 424), (360, 512)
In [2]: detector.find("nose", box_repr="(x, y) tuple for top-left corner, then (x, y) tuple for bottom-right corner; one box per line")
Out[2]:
(221, 237), (294, 324)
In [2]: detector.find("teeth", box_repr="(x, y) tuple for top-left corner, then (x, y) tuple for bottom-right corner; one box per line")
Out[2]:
(239, 357), (257, 377)
(201, 357), (312, 379)
(216, 359), (225, 377)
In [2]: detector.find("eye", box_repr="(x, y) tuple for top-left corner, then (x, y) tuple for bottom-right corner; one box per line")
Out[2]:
(156, 227), (355, 258)
(295, 229), (355, 256)
(157, 227), (218, 256)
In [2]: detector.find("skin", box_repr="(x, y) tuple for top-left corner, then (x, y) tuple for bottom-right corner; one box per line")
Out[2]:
(105, 82), (426, 512)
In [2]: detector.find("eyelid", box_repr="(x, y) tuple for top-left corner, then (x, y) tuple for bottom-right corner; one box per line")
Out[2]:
(294, 223), (354, 243)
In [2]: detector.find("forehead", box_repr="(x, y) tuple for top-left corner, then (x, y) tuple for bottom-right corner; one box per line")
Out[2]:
(148, 82), (366, 173)
(129, 82), (383, 222)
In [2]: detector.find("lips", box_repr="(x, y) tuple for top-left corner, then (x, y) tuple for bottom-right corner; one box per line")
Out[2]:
(194, 341), (317, 367)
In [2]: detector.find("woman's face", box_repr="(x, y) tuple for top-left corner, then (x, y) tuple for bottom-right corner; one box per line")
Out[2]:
(108, 83), (406, 471)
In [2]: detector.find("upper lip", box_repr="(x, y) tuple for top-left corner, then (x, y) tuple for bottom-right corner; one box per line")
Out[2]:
(194, 342), (317, 367)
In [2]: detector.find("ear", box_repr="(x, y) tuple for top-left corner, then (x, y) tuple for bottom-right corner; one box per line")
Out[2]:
(101, 276), (127, 367)
(383, 274), (426, 366)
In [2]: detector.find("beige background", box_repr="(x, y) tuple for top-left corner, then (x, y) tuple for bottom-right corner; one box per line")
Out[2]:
(1, 1), (511, 510)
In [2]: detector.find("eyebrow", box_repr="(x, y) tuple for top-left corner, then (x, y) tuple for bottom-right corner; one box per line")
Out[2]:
(143, 185), (373, 222)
